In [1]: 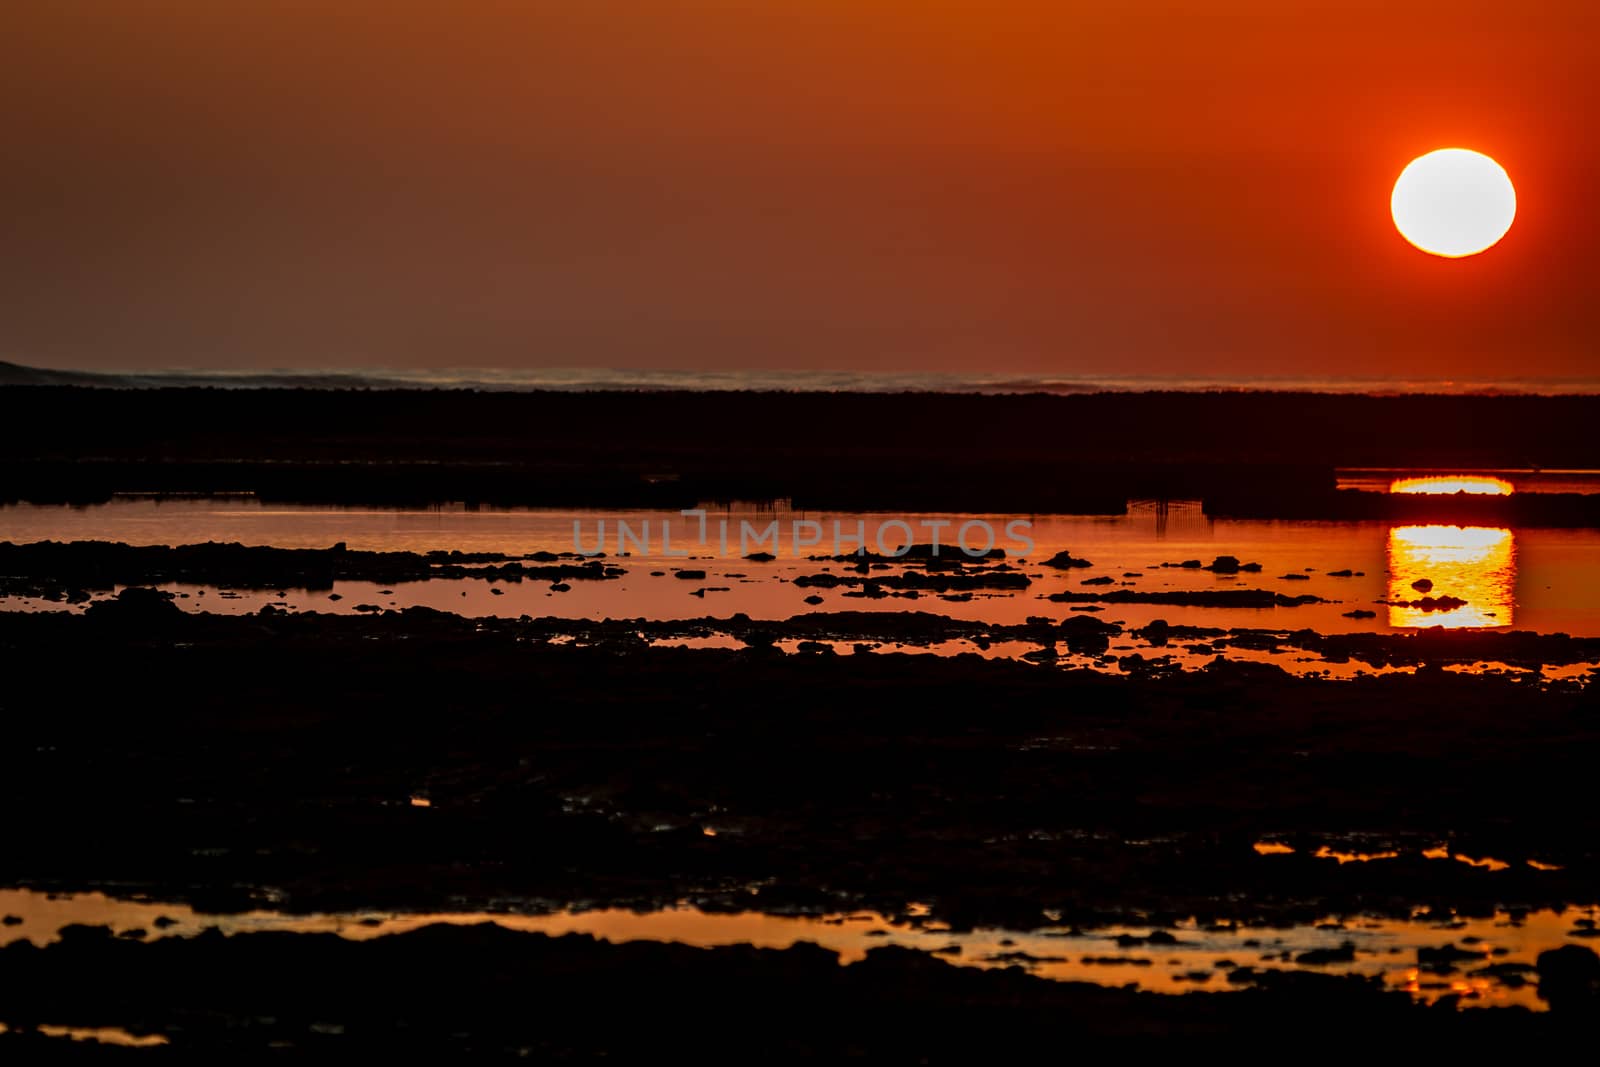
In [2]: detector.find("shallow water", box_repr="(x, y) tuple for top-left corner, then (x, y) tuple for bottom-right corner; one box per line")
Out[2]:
(0, 888), (1590, 1011)
(6, 498), (1600, 639)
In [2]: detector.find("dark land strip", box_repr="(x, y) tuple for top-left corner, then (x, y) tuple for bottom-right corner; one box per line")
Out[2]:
(7, 387), (1600, 520)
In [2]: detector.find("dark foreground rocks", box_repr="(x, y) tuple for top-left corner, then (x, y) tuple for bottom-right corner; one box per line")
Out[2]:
(1, 606), (1598, 1047)
(0, 923), (1566, 1057)
(0, 540), (622, 598)
(1, 607), (1597, 926)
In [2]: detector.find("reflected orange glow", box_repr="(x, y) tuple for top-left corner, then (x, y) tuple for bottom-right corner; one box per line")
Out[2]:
(1314, 846), (1399, 864)
(1390, 476), (1514, 495)
(1387, 526), (1514, 629)
(34, 1026), (169, 1048)
(1424, 845), (1516, 872)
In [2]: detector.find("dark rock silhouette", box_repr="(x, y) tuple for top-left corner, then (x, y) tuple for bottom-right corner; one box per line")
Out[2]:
(1537, 944), (1600, 1012)
(83, 586), (182, 626)
(1387, 595), (1467, 612)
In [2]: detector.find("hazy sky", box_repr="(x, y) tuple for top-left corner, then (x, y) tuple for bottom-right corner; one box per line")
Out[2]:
(3, 2), (1597, 377)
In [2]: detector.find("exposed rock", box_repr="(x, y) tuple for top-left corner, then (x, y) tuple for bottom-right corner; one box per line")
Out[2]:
(1114, 930), (1182, 947)
(1059, 615), (1122, 637)
(1386, 595), (1467, 612)
(1137, 619), (1171, 646)
(83, 586), (183, 625)
(1537, 944), (1600, 1011)
(1418, 943), (1488, 973)
(1295, 942), (1356, 965)
(981, 950), (1067, 965)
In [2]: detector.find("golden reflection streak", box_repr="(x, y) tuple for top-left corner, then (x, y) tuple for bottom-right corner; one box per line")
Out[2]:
(1390, 476), (1514, 495)
(1387, 525), (1514, 629)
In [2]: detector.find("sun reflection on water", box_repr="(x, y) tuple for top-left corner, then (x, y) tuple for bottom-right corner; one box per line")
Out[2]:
(1387, 525), (1515, 629)
(1390, 476), (1514, 495)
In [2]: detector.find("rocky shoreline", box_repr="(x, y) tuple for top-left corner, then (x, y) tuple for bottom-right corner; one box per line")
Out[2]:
(3, 605), (1597, 925)
(4, 921), (1593, 1055)
(6, 386), (1600, 1048)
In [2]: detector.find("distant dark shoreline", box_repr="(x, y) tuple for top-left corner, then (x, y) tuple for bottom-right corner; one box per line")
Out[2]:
(8, 384), (1600, 521)
(6, 359), (1600, 397)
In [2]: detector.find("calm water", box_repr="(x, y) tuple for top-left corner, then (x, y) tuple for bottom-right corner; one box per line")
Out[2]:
(6, 498), (1600, 639)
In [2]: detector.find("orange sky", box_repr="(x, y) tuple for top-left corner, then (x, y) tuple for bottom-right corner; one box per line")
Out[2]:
(2, 1), (1597, 378)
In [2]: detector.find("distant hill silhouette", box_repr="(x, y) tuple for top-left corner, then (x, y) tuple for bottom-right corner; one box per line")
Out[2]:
(0, 360), (411, 390)
(0, 360), (117, 386)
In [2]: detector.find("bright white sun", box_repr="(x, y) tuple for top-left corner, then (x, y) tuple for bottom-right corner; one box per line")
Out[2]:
(1391, 148), (1516, 258)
